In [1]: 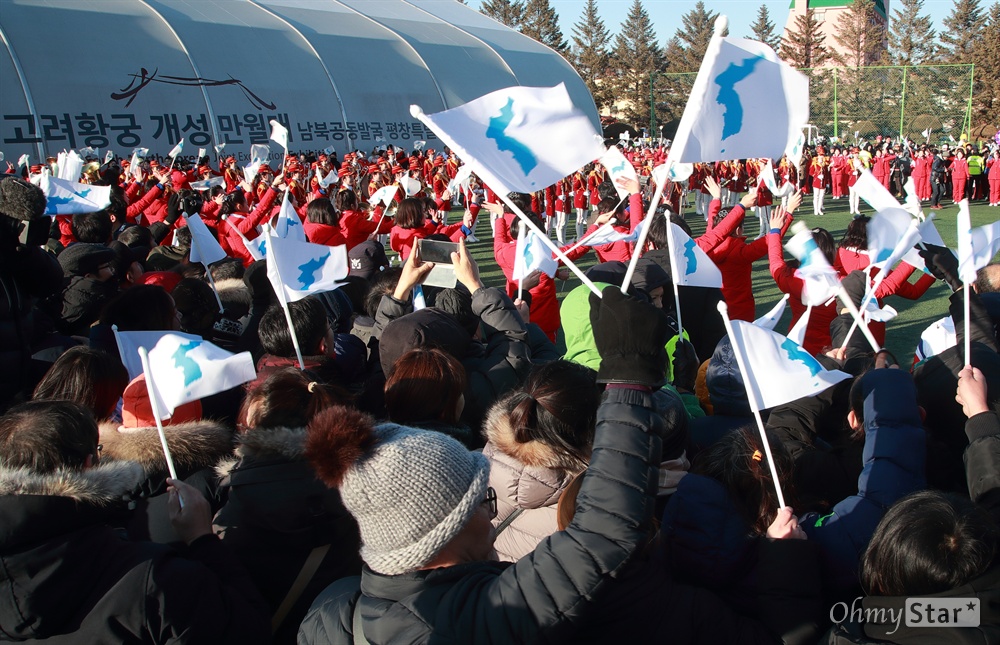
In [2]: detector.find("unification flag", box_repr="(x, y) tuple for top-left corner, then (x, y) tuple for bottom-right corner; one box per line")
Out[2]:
(191, 176), (226, 191)
(670, 17), (809, 163)
(760, 159), (795, 197)
(399, 175), (422, 197)
(411, 83), (605, 194)
(274, 192), (307, 242)
(785, 222), (840, 306)
(187, 214), (228, 266)
(266, 233), (348, 303)
(512, 223), (558, 281)
(41, 176), (111, 215)
(447, 163), (474, 195)
(370, 185), (398, 208)
(269, 120), (289, 151)
(146, 334), (255, 418)
(167, 139), (184, 159)
(753, 294), (789, 331)
(727, 319), (851, 411)
(113, 329), (201, 381)
(18, 153), (29, 169)
(57, 151), (84, 181)
(318, 170), (339, 189)
(669, 223), (723, 287)
(785, 132), (806, 169)
(600, 146), (639, 198)
(867, 207), (914, 268)
(957, 199), (1000, 284)
(853, 169), (900, 213)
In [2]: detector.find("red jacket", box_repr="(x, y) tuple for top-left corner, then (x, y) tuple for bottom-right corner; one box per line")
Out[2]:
(493, 216), (560, 341)
(304, 220), (347, 247)
(768, 233), (839, 355)
(390, 220), (464, 260)
(220, 187), (279, 266)
(340, 209), (392, 251)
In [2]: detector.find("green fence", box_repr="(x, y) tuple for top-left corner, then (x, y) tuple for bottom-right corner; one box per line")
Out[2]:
(651, 64), (975, 145)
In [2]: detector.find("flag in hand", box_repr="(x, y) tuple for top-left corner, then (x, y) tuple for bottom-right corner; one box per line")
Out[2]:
(168, 139), (184, 159)
(266, 233), (348, 303)
(652, 160), (694, 185)
(113, 329), (202, 380)
(146, 333), (256, 418)
(784, 222), (840, 306)
(41, 176), (112, 215)
(399, 175), (422, 197)
(669, 223), (723, 287)
(191, 176), (226, 191)
(370, 185), (398, 208)
(513, 224), (557, 281)
(957, 199), (1000, 283)
(57, 151), (84, 182)
(670, 17), (809, 163)
(867, 207), (915, 268)
(727, 319), (851, 411)
(411, 83), (605, 194)
(187, 214), (228, 266)
(853, 169), (901, 213)
(760, 159), (794, 197)
(600, 146), (639, 198)
(269, 120), (289, 151)
(274, 192), (307, 242)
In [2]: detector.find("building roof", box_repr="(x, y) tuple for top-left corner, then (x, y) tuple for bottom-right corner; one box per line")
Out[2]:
(788, 0), (888, 21)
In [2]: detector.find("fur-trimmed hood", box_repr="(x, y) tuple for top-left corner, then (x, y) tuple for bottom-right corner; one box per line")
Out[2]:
(214, 277), (252, 318)
(482, 398), (585, 472)
(99, 419), (234, 477)
(0, 460), (144, 505)
(215, 426), (307, 479)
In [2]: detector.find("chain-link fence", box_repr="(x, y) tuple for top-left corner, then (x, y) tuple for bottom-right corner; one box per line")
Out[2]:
(651, 64), (975, 145)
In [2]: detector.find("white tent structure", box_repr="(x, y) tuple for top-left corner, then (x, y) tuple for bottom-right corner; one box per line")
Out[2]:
(0, 0), (597, 163)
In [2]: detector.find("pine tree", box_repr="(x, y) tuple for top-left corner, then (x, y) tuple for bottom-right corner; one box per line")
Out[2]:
(571, 0), (614, 111)
(940, 0), (987, 64)
(889, 0), (938, 65)
(609, 0), (663, 126)
(780, 9), (830, 69)
(831, 0), (887, 67)
(749, 4), (781, 51)
(480, 0), (525, 29)
(521, 0), (568, 54)
(974, 3), (1000, 124)
(663, 1), (723, 73)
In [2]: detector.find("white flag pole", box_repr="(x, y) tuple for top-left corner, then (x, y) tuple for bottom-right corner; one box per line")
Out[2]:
(836, 285), (881, 353)
(137, 347), (181, 486)
(661, 200), (685, 335)
(204, 264), (226, 314)
(964, 283), (972, 367)
(265, 234), (307, 370)
(717, 301), (786, 509)
(621, 176), (666, 293)
(838, 271), (885, 352)
(517, 220), (526, 302)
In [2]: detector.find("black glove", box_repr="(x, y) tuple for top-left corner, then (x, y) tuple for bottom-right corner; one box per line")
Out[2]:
(165, 193), (182, 226)
(589, 286), (670, 388)
(671, 338), (699, 392)
(918, 244), (962, 292)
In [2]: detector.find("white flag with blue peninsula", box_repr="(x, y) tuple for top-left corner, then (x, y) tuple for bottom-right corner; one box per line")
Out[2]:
(274, 192), (307, 242)
(669, 223), (723, 288)
(670, 16), (809, 163)
(40, 176), (111, 215)
(167, 139), (184, 159)
(513, 225), (558, 280)
(785, 222), (841, 306)
(600, 146), (639, 198)
(957, 199), (1000, 284)
(113, 328), (202, 380)
(411, 83), (605, 194)
(191, 176), (225, 191)
(266, 234), (348, 303)
(146, 334), (256, 418)
(727, 319), (851, 411)
(187, 214), (228, 266)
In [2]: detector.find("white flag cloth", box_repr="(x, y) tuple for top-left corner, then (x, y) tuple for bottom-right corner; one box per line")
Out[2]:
(600, 146), (639, 198)
(753, 294), (789, 331)
(411, 83), (605, 194)
(274, 192), (307, 242)
(901, 215), (948, 274)
(369, 185), (398, 208)
(146, 334), (256, 418)
(760, 159), (795, 197)
(785, 223), (840, 306)
(669, 223), (723, 287)
(787, 304), (810, 346)
(113, 329), (201, 381)
(187, 214), (228, 266)
(41, 176), (111, 215)
(513, 228), (558, 281)
(670, 20), (809, 163)
(197, 147), (206, 160)
(785, 132), (806, 169)
(190, 176), (226, 191)
(168, 139), (184, 159)
(728, 319), (851, 411)
(957, 199), (1000, 283)
(853, 169), (900, 213)
(399, 175), (422, 197)
(17, 153), (29, 169)
(863, 299), (898, 323)
(915, 316), (957, 362)
(447, 163), (474, 195)
(867, 207), (913, 268)
(57, 151), (84, 181)
(652, 161), (694, 186)
(413, 140), (426, 151)
(214, 143), (226, 155)
(269, 120), (289, 150)
(266, 233), (348, 303)
(129, 148), (148, 180)
(318, 170), (339, 189)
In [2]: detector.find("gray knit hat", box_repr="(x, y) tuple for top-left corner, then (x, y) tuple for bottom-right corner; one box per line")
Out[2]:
(306, 407), (489, 576)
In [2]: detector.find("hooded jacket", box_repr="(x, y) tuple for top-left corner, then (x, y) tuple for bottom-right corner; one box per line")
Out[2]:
(0, 461), (270, 644)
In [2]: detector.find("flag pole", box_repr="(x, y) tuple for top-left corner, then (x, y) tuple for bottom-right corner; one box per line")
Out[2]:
(265, 234), (307, 370)
(964, 283), (971, 367)
(516, 220), (526, 302)
(621, 173), (667, 293)
(717, 301), (786, 510)
(661, 198), (685, 335)
(838, 273), (884, 353)
(137, 347), (181, 487)
(203, 264), (225, 314)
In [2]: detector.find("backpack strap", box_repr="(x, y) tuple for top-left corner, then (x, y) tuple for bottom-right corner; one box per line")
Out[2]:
(494, 507), (525, 536)
(271, 544), (330, 634)
(352, 595), (371, 645)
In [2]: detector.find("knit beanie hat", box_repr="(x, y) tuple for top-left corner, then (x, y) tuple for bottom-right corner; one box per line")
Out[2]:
(306, 406), (489, 576)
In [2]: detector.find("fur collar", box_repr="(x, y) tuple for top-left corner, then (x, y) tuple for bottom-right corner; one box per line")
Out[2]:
(0, 461), (144, 505)
(482, 399), (584, 471)
(99, 419), (234, 475)
(215, 426), (307, 478)
(214, 277), (252, 312)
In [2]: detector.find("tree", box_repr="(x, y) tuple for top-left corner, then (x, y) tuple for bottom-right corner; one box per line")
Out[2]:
(609, 0), (663, 126)
(663, 1), (723, 73)
(480, 0), (524, 29)
(571, 0), (614, 111)
(971, 2), (999, 124)
(889, 0), (939, 65)
(749, 4), (781, 51)
(940, 0), (987, 64)
(780, 8), (830, 69)
(831, 0), (887, 67)
(521, 0), (568, 54)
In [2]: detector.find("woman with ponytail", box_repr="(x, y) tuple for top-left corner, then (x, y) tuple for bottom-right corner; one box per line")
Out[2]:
(481, 360), (602, 562)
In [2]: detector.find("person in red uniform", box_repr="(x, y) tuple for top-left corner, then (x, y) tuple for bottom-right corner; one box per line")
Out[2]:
(951, 147), (970, 203)
(587, 164), (603, 209)
(222, 156), (242, 193)
(337, 189), (392, 251)
(830, 147), (847, 200)
(571, 170), (587, 241)
(389, 197), (468, 261)
(988, 148), (1000, 207)
(809, 153), (828, 217)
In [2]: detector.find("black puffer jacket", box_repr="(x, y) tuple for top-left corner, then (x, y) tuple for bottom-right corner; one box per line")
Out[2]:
(0, 461), (270, 643)
(46, 275), (118, 337)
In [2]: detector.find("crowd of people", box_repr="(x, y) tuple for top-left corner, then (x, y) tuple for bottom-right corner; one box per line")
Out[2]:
(1, 129), (999, 644)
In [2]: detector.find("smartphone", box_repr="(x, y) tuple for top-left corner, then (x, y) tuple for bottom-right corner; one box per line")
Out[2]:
(417, 238), (458, 289)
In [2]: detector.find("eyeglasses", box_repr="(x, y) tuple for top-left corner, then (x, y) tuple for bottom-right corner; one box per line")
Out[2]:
(481, 487), (497, 520)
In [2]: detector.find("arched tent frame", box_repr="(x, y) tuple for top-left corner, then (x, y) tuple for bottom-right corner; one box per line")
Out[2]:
(0, 0), (598, 163)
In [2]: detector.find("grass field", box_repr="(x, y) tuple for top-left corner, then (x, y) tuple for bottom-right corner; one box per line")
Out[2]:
(447, 195), (998, 361)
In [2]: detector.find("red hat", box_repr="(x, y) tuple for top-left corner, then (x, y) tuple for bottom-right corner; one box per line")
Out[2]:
(258, 164), (273, 174)
(197, 164), (211, 174)
(225, 156), (236, 164)
(29, 164), (43, 174)
(121, 374), (202, 428)
(409, 160), (419, 170)
(149, 160), (160, 168)
(368, 164), (380, 174)
(391, 165), (403, 174)
(318, 154), (328, 162)
(433, 157), (444, 167)
(286, 162), (304, 174)
(344, 153), (354, 162)
(171, 170), (190, 190)
(137, 271), (182, 292)
(338, 167), (351, 177)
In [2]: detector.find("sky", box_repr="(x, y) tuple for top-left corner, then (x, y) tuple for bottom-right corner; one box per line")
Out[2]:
(476, 1), (964, 45)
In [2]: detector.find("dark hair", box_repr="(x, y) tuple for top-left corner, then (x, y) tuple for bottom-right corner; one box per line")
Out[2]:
(505, 360), (601, 471)
(220, 190), (247, 216)
(364, 268), (403, 318)
(172, 226), (192, 251)
(307, 198), (340, 226)
(394, 198), (426, 229)
(239, 367), (342, 430)
(504, 192), (533, 216)
(334, 189), (359, 212)
(32, 346), (129, 419)
(507, 210), (545, 240)
(99, 284), (176, 331)
(259, 298), (328, 357)
(71, 211), (112, 244)
(172, 277), (218, 335)
(384, 348), (467, 425)
(839, 215), (870, 250)
(811, 228), (836, 266)
(690, 426), (794, 536)
(434, 288), (477, 336)
(210, 257), (244, 282)
(117, 224), (153, 248)
(975, 264), (999, 294)
(0, 400), (99, 472)
(862, 491), (998, 596)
